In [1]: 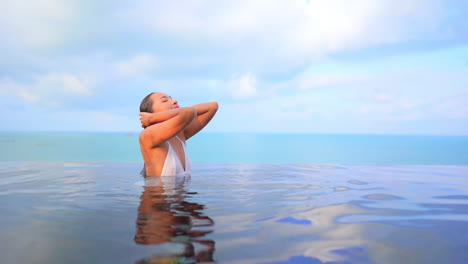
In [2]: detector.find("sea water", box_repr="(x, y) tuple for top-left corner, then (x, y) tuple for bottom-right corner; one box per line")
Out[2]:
(1, 132), (467, 165)
(1, 132), (468, 263)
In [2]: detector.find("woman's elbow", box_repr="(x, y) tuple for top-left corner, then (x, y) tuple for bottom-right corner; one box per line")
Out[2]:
(183, 106), (197, 121)
(211, 101), (219, 111)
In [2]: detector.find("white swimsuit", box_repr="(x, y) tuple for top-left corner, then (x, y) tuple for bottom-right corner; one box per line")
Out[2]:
(141, 136), (191, 177)
(160, 136), (191, 176)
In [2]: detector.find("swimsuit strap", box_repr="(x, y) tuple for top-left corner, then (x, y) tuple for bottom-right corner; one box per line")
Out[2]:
(174, 136), (187, 154)
(166, 140), (174, 150)
(174, 136), (186, 146)
(174, 136), (188, 171)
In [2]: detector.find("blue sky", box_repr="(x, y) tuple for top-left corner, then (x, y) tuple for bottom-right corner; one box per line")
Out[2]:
(0, 0), (467, 135)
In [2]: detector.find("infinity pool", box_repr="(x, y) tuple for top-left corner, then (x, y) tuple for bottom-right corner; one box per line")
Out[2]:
(1, 162), (467, 263)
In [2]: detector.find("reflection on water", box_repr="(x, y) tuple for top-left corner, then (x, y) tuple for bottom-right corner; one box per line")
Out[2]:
(0, 162), (467, 264)
(134, 175), (215, 263)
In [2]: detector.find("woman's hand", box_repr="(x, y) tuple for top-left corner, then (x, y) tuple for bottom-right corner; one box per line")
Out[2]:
(139, 112), (152, 128)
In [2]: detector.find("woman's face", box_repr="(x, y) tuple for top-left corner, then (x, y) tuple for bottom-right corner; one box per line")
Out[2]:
(151, 93), (179, 113)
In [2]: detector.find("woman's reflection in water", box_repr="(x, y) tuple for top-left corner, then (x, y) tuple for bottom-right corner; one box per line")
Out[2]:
(134, 175), (215, 263)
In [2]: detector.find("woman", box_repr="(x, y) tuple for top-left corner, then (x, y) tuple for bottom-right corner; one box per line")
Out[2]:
(139, 92), (218, 177)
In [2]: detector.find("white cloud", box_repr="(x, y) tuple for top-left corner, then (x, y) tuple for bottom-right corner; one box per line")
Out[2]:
(0, 0), (80, 49)
(214, 62), (468, 133)
(115, 54), (157, 78)
(0, 0), (465, 135)
(0, 78), (21, 96)
(126, 0), (443, 64)
(294, 72), (369, 91)
(39, 73), (95, 95)
(18, 91), (41, 103)
(0, 72), (95, 107)
(357, 102), (422, 121)
(0, 106), (140, 132)
(349, 70), (468, 122)
(374, 93), (393, 102)
(229, 73), (259, 100)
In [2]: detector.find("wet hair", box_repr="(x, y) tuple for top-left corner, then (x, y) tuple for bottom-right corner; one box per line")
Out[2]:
(140, 92), (155, 113)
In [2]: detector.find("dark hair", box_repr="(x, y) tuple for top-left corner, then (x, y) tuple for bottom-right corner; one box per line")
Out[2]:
(140, 92), (155, 113)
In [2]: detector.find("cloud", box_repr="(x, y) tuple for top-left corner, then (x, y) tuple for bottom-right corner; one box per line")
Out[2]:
(0, 0), (80, 49)
(0, 1), (466, 134)
(357, 101), (422, 121)
(0, 106), (140, 132)
(280, 96), (322, 116)
(294, 72), (369, 91)
(146, 73), (262, 103)
(350, 69), (468, 122)
(114, 54), (157, 78)
(214, 59), (468, 133)
(229, 73), (259, 100)
(52, 109), (139, 131)
(125, 0), (445, 65)
(42, 73), (95, 95)
(0, 72), (95, 108)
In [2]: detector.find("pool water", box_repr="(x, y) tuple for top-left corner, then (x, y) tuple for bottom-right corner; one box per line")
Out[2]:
(1, 161), (467, 263)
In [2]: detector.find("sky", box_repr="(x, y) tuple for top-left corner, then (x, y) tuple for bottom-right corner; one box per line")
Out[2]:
(0, 0), (467, 135)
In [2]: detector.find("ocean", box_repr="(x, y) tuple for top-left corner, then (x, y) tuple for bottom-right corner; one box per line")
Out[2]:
(1, 132), (467, 165)
(1, 132), (468, 264)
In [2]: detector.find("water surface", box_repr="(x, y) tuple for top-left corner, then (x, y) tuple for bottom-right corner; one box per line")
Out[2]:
(1, 161), (467, 263)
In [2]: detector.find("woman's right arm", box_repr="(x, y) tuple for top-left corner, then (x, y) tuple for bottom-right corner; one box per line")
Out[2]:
(139, 107), (196, 148)
(140, 108), (190, 128)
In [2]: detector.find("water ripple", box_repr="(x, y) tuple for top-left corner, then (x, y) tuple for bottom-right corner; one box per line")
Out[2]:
(0, 161), (467, 264)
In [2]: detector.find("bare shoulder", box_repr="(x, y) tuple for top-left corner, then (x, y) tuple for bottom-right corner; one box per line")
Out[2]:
(139, 128), (160, 149)
(139, 129), (168, 160)
(139, 129), (151, 145)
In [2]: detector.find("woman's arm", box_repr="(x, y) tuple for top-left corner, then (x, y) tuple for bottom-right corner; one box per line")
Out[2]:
(183, 102), (219, 140)
(139, 108), (190, 128)
(139, 107), (197, 148)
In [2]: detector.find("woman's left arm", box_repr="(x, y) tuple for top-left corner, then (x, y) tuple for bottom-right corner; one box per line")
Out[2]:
(183, 102), (219, 140)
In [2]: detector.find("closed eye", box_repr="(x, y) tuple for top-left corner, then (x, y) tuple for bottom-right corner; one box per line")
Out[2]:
(159, 95), (169, 102)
